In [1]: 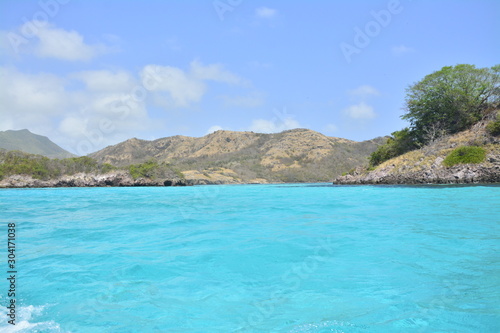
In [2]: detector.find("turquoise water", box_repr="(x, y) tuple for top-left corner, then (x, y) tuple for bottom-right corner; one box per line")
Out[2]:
(0, 184), (499, 332)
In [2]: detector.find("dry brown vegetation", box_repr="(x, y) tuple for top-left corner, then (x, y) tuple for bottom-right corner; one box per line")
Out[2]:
(90, 129), (386, 183)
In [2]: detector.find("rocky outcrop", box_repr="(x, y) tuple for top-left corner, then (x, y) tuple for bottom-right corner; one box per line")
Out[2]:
(0, 171), (191, 188)
(334, 121), (500, 185)
(335, 161), (500, 184)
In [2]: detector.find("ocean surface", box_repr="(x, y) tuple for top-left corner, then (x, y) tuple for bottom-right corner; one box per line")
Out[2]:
(0, 184), (499, 332)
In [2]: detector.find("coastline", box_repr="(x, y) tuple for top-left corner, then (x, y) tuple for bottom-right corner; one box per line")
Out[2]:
(2, 170), (499, 188)
(0, 171), (188, 188)
(334, 121), (500, 185)
(334, 163), (500, 185)
(0, 171), (279, 188)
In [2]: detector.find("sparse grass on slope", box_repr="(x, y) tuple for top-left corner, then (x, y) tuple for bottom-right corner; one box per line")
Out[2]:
(89, 130), (386, 182)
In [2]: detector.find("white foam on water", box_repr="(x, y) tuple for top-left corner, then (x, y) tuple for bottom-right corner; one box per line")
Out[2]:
(0, 305), (66, 332)
(288, 320), (366, 333)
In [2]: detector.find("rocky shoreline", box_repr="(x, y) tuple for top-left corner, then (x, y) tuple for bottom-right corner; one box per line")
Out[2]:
(334, 122), (500, 185)
(0, 170), (273, 188)
(334, 162), (500, 185)
(0, 171), (190, 188)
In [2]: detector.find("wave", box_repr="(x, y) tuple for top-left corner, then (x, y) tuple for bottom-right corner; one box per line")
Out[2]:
(288, 320), (366, 333)
(0, 305), (65, 333)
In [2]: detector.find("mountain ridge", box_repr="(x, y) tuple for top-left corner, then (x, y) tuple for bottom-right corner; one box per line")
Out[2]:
(0, 129), (75, 159)
(89, 128), (386, 183)
(0, 128), (386, 186)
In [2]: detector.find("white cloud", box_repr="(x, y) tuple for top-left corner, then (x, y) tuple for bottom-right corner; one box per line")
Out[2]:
(325, 124), (338, 133)
(344, 86), (379, 122)
(343, 102), (376, 120)
(206, 125), (224, 135)
(0, 31), (18, 57)
(141, 64), (206, 108)
(57, 105), (154, 155)
(32, 22), (110, 61)
(59, 116), (86, 137)
(0, 67), (67, 117)
(248, 61), (272, 69)
(392, 44), (414, 56)
(1, 59), (251, 153)
(190, 60), (245, 85)
(143, 61), (247, 108)
(249, 117), (300, 133)
(55, 87), (155, 154)
(349, 85), (380, 99)
(0, 66), (155, 154)
(0, 67), (75, 143)
(72, 70), (135, 92)
(165, 37), (181, 51)
(1, 21), (111, 61)
(256, 7), (277, 19)
(219, 92), (264, 108)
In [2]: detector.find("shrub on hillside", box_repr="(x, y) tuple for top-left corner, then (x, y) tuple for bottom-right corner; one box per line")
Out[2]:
(0, 151), (118, 180)
(0, 152), (57, 180)
(443, 146), (486, 167)
(486, 113), (500, 136)
(369, 128), (418, 167)
(128, 160), (184, 180)
(128, 160), (159, 179)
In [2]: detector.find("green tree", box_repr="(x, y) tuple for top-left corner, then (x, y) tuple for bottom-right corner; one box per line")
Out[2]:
(370, 64), (499, 167)
(403, 64), (500, 144)
(369, 128), (418, 167)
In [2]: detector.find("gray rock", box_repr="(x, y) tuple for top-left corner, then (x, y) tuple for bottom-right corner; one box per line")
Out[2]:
(0, 171), (192, 188)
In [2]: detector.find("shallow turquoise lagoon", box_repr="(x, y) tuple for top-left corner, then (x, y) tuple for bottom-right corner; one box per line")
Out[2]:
(0, 184), (499, 332)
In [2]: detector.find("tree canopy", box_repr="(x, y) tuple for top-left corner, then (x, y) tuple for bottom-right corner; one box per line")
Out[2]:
(402, 64), (499, 143)
(369, 64), (499, 167)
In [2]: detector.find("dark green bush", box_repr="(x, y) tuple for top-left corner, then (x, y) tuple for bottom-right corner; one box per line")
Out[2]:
(486, 119), (500, 136)
(173, 168), (185, 180)
(101, 163), (117, 173)
(0, 153), (54, 180)
(128, 160), (159, 179)
(369, 128), (418, 167)
(0, 150), (118, 180)
(127, 160), (183, 180)
(443, 146), (486, 167)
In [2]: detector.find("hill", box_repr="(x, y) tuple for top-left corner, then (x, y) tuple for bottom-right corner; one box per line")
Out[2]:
(0, 129), (385, 187)
(0, 129), (75, 159)
(334, 116), (500, 184)
(334, 64), (500, 185)
(90, 129), (386, 184)
(0, 149), (187, 188)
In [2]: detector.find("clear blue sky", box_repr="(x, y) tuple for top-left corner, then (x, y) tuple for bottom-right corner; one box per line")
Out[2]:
(1, 0), (498, 155)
